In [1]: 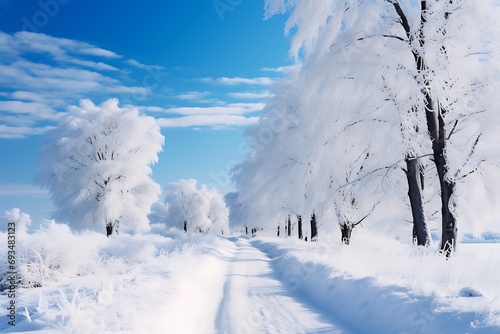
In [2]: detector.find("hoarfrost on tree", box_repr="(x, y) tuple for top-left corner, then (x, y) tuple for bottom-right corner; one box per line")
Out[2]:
(163, 179), (229, 234)
(230, 0), (500, 243)
(37, 98), (164, 235)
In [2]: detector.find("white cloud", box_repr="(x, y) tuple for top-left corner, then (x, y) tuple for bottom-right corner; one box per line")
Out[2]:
(0, 124), (55, 139)
(0, 31), (274, 135)
(77, 46), (120, 59)
(156, 115), (259, 128)
(0, 100), (60, 120)
(140, 102), (264, 129)
(125, 58), (165, 70)
(140, 103), (264, 116)
(175, 91), (212, 101)
(138, 106), (168, 113)
(201, 76), (275, 86)
(8, 91), (62, 105)
(227, 91), (272, 99)
(70, 59), (119, 71)
(171, 105), (261, 116)
(0, 60), (148, 97)
(261, 64), (301, 73)
(0, 182), (49, 196)
(225, 103), (265, 111)
(11, 31), (121, 59)
(0, 32), (156, 139)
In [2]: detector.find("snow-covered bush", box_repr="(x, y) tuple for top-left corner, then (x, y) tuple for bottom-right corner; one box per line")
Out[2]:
(0, 217), (205, 290)
(37, 98), (164, 235)
(0, 220), (106, 289)
(162, 179), (229, 234)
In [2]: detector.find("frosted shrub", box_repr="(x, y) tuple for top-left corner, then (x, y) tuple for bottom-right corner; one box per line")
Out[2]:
(10, 221), (107, 287)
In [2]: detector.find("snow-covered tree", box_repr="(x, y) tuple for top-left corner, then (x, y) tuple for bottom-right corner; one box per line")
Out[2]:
(230, 1), (500, 251)
(37, 98), (164, 235)
(231, 41), (407, 240)
(163, 179), (229, 234)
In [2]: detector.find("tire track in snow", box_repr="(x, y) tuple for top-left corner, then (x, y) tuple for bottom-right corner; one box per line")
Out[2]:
(215, 237), (346, 334)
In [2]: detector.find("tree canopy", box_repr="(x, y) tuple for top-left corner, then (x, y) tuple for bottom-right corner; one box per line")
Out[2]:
(37, 98), (164, 234)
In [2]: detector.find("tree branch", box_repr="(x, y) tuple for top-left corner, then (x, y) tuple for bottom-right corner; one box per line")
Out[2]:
(353, 202), (378, 227)
(457, 159), (486, 181)
(386, 0), (412, 40)
(357, 34), (406, 43)
(446, 119), (459, 140)
(454, 134), (482, 178)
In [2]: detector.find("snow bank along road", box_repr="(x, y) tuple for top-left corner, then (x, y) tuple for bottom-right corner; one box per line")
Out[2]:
(2, 233), (499, 333)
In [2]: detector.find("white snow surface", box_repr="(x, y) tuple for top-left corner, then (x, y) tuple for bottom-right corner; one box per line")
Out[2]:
(2, 224), (500, 333)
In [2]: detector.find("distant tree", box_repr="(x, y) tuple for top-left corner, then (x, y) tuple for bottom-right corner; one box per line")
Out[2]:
(206, 186), (230, 234)
(37, 99), (164, 235)
(163, 179), (229, 234)
(310, 212), (318, 242)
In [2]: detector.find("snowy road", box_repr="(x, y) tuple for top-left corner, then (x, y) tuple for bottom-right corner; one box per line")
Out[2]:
(215, 238), (346, 334)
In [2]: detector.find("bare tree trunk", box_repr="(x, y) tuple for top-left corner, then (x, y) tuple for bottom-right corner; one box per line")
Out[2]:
(298, 215), (303, 240)
(432, 125), (457, 256)
(425, 98), (457, 256)
(405, 156), (429, 245)
(106, 219), (119, 237)
(419, 0), (457, 256)
(106, 222), (113, 237)
(310, 212), (318, 241)
(389, 0), (457, 256)
(287, 215), (292, 237)
(341, 223), (352, 245)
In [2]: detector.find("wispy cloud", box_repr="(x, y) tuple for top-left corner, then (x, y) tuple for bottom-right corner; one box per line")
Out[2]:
(0, 100), (61, 120)
(0, 182), (49, 196)
(0, 32), (155, 138)
(124, 58), (165, 70)
(0, 125), (55, 139)
(2, 31), (121, 65)
(201, 76), (274, 86)
(13, 31), (119, 57)
(174, 91), (212, 101)
(0, 31), (274, 135)
(156, 115), (259, 128)
(138, 102), (263, 128)
(140, 103), (264, 116)
(227, 91), (272, 99)
(261, 64), (301, 73)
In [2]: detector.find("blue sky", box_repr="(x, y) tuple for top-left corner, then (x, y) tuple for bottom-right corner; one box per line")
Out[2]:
(0, 0), (293, 223)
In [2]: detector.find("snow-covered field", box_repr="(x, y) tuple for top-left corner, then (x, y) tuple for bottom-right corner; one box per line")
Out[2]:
(2, 222), (500, 333)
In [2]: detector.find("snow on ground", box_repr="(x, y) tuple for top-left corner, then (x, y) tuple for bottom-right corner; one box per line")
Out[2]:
(2, 222), (500, 333)
(0, 223), (232, 333)
(255, 230), (500, 333)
